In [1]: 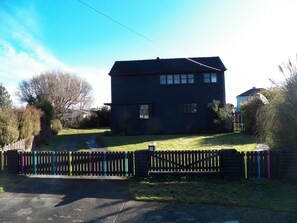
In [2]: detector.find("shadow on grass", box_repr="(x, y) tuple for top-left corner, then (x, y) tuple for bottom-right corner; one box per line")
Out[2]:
(198, 133), (256, 147)
(36, 133), (100, 151)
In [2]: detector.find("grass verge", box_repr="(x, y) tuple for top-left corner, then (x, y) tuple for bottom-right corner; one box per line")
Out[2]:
(0, 174), (23, 193)
(128, 177), (297, 213)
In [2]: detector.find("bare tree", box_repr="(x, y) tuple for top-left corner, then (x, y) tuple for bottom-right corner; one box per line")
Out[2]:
(17, 70), (94, 118)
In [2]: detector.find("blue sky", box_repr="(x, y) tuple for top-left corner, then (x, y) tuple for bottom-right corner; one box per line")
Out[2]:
(1, 0), (297, 107)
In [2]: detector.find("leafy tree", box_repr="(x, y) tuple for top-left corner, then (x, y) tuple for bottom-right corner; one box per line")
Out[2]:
(17, 70), (94, 118)
(0, 109), (19, 147)
(0, 83), (12, 108)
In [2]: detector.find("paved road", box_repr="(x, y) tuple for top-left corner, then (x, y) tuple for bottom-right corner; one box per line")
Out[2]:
(0, 176), (296, 223)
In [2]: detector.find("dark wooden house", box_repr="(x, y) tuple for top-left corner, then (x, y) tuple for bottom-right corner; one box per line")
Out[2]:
(106, 57), (227, 134)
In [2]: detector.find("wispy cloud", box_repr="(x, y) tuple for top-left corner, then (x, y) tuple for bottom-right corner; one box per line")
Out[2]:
(0, 1), (64, 78)
(0, 1), (110, 107)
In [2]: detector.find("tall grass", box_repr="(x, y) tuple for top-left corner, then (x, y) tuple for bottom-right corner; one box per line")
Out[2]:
(258, 61), (297, 149)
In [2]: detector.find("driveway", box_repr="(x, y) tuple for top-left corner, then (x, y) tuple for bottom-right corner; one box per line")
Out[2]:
(0, 176), (296, 223)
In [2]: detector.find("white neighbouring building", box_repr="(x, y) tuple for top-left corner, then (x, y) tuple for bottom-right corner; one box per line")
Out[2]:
(236, 87), (265, 111)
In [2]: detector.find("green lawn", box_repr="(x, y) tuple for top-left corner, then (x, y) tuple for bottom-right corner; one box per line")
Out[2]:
(100, 132), (257, 152)
(36, 128), (257, 152)
(128, 177), (297, 213)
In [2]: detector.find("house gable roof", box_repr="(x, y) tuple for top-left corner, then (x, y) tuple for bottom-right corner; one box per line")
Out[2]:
(237, 87), (265, 97)
(108, 56), (227, 76)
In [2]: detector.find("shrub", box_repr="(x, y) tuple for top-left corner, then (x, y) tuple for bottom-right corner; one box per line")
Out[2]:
(14, 108), (33, 141)
(79, 114), (99, 129)
(32, 99), (54, 145)
(241, 97), (264, 135)
(51, 119), (62, 135)
(96, 106), (110, 127)
(14, 107), (42, 150)
(207, 100), (227, 133)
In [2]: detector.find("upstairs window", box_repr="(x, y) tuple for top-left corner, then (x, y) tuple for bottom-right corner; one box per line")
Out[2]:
(183, 103), (197, 114)
(167, 75), (173, 84)
(204, 73), (217, 83)
(211, 73), (217, 83)
(174, 74), (180, 84)
(160, 74), (195, 85)
(181, 74), (187, 84)
(188, 74), (194, 84)
(140, 105), (149, 119)
(160, 75), (166, 84)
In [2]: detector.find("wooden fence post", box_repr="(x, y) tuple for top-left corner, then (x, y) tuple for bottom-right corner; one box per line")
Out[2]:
(221, 149), (241, 180)
(6, 150), (20, 174)
(134, 150), (149, 177)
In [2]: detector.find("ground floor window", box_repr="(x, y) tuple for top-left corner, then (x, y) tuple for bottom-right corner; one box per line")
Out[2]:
(139, 105), (149, 119)
(183, 103), (197, 114)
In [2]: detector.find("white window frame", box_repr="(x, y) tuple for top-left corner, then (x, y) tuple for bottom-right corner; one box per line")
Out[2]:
(140, 105), (149, 119)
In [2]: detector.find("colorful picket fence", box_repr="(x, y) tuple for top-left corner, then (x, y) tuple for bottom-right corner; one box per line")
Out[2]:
(19, 151), (134, 176)
(239, 150), (281, 179)
(1, 149), (284, 180)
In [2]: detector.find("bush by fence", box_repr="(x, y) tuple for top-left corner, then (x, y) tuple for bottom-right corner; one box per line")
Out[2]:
(0, 107), (42, 150)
